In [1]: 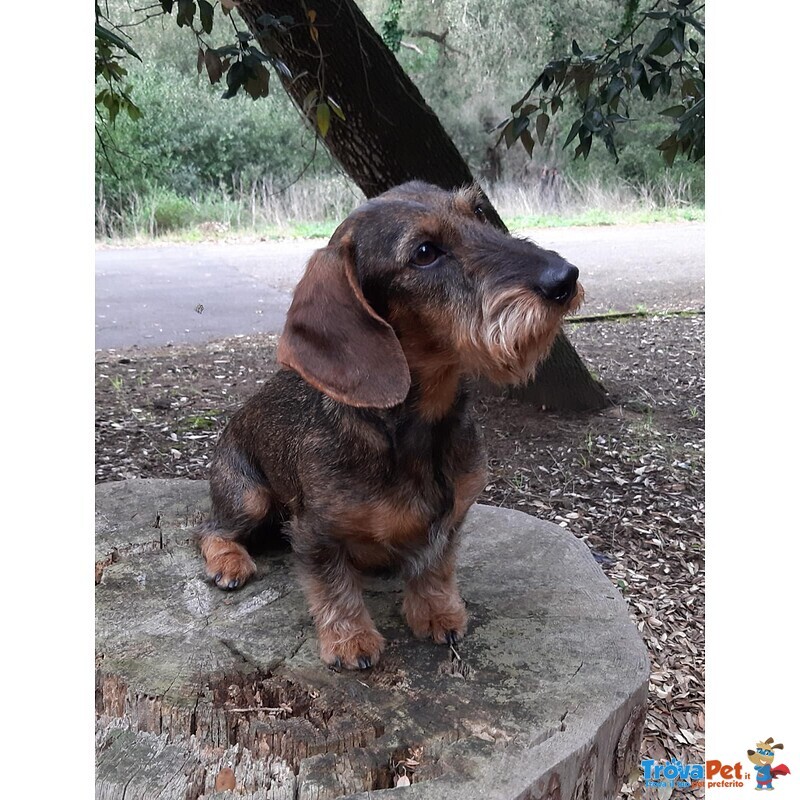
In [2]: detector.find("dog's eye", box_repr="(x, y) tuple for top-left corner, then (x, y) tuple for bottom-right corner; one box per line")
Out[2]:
(411, 242), (442, 268)
(474, 205), (487, 222)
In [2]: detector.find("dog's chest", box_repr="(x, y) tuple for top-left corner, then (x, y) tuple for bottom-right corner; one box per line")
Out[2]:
(330, 412), (481, 559)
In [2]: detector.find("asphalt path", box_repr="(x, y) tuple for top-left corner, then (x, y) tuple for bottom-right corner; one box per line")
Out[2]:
(95, 222), (704, 351)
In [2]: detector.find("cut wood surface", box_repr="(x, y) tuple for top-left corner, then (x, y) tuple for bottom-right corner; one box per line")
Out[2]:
(95, 479), (649, 799)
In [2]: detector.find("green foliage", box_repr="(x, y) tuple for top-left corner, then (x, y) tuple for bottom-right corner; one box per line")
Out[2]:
(96, 60), (319, 210)
(95, 0), (338, 145)
(371, 0), (647, 178)
(497, 0), (704, 166)
(95, 0), (705, 240)
(152, 1), (342, 140)
(156, 0), (294, 103)
(381, 0), (405, 52)
(563, 92), (704, 194)
(149, 189), (203, 232)
(621, 0), (642, 35)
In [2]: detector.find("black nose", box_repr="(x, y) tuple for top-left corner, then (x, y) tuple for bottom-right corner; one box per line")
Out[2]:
(535, 260), (579, 304)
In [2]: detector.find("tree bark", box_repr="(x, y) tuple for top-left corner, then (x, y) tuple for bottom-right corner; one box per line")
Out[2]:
(237, 0), (608, 411)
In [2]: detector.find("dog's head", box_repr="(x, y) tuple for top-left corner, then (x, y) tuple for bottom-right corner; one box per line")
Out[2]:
(277, 181), (583, 408)
(747, 738), (783, 766)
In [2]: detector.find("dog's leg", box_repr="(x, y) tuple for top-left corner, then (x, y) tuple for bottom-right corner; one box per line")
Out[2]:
(293, 523), (385, 669)
(402, 546), (468, 644)
(402, 465), (484, 643)
(197, 439), (270, 590)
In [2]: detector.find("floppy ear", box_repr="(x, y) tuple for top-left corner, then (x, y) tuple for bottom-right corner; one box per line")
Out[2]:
(277, 236), (411, 408)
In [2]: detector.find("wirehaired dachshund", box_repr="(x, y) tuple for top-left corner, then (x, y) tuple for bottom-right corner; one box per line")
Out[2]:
(197, 181), (583, 669)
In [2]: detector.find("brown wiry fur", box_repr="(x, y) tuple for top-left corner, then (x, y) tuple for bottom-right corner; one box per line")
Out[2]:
(197, 181), (582, 669)
(458, 284), (584, 383)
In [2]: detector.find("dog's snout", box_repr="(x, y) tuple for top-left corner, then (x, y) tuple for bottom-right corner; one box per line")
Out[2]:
(534, 260), (579, 304)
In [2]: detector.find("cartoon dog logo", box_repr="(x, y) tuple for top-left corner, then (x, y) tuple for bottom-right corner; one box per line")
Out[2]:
(747, 738), (791, 790)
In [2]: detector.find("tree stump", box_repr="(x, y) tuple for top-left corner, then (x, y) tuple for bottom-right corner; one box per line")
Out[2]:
(96, 479), (649, 800)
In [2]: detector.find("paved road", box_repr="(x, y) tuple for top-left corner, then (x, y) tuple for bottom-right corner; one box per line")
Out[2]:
(95, 222), (704, 350)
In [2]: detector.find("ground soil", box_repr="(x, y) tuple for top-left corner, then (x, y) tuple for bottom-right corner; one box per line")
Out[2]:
(95, 312), (705, 797)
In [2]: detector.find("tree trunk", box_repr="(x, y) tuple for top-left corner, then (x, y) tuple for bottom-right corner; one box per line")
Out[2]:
(237, 0), (608, 411)
(507, 333), (608, 412)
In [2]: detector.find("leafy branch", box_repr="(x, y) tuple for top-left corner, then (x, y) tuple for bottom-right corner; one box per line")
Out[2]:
(140, 1), (341, 137)
(96, 0), (343, 139)
(95, 3), (143, 125)
(498, 0), (704, 165)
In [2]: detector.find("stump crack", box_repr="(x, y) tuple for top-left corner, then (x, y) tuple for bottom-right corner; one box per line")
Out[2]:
(154, 753), (194, 799)
(287, 632), (309, 662)
(217, 637), (264, 672)
(568, 660), (584, 681)
(189, 692), (200, 737)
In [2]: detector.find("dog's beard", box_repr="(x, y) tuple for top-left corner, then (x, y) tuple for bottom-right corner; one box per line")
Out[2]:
(459, 284), (583, 384)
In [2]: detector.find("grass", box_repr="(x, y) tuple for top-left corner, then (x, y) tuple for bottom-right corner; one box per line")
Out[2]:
(182, 412), (225, 431)
(95, 175), (359, 244)
(96, 221), (342, 247)
(495, 172), (703, 230)
(96, 173), (704, 245)
(504, 205), (703, 230)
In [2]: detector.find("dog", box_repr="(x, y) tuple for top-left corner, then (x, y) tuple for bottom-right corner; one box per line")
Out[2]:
(197, 181), (583, 670)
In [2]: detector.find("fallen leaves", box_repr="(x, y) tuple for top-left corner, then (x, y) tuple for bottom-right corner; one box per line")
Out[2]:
(479, 316), (705, 796)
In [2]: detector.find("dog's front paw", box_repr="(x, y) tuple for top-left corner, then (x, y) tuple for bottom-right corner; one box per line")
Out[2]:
(319, 626), (385, 670)
(429, 610), (468, 645)
(403, 594), (468, 644)
(201, 536), (257, 590)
